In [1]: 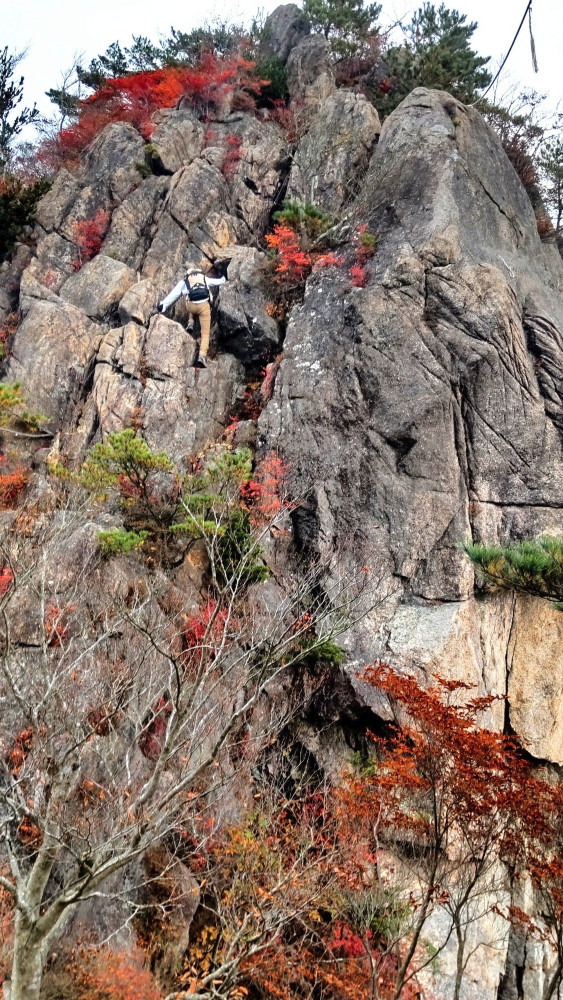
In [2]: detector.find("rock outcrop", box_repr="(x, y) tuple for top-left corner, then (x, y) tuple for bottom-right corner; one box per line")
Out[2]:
(288, 89), (381, 212)
(263, 88), (563, 766)
(259, 3), (310, 64)
(4, 35), (563, 996)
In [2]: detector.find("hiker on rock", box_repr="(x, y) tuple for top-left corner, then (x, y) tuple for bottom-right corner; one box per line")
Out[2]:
(157, 262), (228, 368)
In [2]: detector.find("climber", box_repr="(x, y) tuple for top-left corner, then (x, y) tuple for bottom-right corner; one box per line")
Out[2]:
(157, 260), (229, 368)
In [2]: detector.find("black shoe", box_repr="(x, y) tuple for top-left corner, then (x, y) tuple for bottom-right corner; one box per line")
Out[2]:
(195, 354), (208, 368)
(187, 322), (195, 333)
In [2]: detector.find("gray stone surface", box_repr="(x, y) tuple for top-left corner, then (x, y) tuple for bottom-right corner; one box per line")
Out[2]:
(6, 61), (563, 999)
(119, 277), (159, 326)
(9, 299), (103, 427)
(261, 88), (563, 762)
(102, 175), (169, 268)
(204, 116), (289, 234)
(35, 168), (82, 232)
(286, 35), (335, 107)
(215, 246), (281, 365)
(288, 90), (381, 213)
(259, 4), (310, 64)
(60, 254), (137, 319)
(150, 109), (205, 174)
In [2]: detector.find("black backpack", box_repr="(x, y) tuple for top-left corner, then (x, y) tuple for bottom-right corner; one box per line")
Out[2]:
(185, 270), (209, 302)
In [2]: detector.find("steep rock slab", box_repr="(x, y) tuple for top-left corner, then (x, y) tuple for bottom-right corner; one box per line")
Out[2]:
(102, 175), (169, 268)
(142, 354), (244, 461)
(119, 278), (159, 326)
(9, 300), (102, 427)
(259, 4), (310, 64)
(150, 110), (205, 174)
(202, 116), (289, 234)
(35, 168), (82, 233)
(57, 123), (146, 243)
(215, 246), (281, 365)
(288, 90), (380, 213)
(142, 160), (241, 292)
(286, 36), (335, 108)
(60, 255), (137, 320)
(261, 88), (563, 759)
(92, 322), (146, 438)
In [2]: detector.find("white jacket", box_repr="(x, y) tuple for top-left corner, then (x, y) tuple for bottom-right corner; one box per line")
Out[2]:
(159, 275), (226, 312)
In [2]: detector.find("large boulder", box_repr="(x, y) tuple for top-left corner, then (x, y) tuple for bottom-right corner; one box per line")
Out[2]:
(259, 4), (310, 64)
(150, 110), (205, 174)
(142, 353), (244, 461)
(215, 246), (281, 365)
(57, 123), (146, 244)
(286, 35), (336, 108)
(60, 254), (137, 320)
(260, 88), (563, 760)
(9, 300), (103, 427)
(102, 176), (169, 269)
(288, 90), (381, 213)
(142, 161), (241, 293)
(35, 168), (82, 233)
(202, 117), (290, 234)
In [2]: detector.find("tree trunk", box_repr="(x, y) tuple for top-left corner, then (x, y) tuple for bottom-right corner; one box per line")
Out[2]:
(9, 919), (46, 1000)
(453, 917), (465, 1000)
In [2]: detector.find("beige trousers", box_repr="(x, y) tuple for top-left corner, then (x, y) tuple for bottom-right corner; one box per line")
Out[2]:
(187, 300), (211, 358)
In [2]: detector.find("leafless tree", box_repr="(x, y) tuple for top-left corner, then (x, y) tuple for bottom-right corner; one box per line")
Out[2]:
(0, 469), (375, 1000)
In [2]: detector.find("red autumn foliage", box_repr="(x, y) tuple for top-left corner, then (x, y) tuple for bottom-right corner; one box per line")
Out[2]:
(0, 566), (14, 595)
(44, 603), (75, 647)
(139, 695), (172, 761)
(329, 922), (371, 958)
(182, 599), (232, 672)
(221, 133), (243, 177)
(6, 727), (33, 775)
(349, 263), (368, 287)
(265, 224), (312, 285)
(0, 467), (28, 508)
(17, 817), (43, 848)
(348, 224), (377, 286)
(46, 56), (267, 168)
(313, 251), (345, 269)
(240, 451), (289, 522)
(332, 663), (563, 998)
(72, 209), (110, 270)
(66, 946), (161, 1000)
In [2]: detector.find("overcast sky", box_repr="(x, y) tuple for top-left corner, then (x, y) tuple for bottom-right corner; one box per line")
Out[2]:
(5, 0), (562, 129)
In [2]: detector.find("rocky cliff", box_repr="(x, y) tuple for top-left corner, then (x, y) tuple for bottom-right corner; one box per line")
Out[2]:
(3, 11), (563, 996)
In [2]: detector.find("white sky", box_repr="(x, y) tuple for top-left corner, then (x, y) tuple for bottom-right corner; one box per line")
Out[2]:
(4, 0), (562, 129)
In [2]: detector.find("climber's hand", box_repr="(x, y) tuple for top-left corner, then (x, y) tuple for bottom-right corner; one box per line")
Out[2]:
(157, 303), (164, 313)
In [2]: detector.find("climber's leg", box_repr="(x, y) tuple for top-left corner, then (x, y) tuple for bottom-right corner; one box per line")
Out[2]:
(193, 301), (211, 361)
(186, 302), (196, 334)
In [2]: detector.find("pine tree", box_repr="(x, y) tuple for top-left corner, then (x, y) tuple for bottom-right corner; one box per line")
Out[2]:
(76, 41), (130, 89)
(0, 48), (39, 172)
(375, 3), (491, 116)
(303, 0), (382, 59)
(540, 137), (563, 237)
(464, 535), (563, 609)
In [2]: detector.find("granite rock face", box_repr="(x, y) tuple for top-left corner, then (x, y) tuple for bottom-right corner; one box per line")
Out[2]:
(286, 35), (336, 107)
(261, 88), (563, 763)
(259, 3), (310, 64)
(288, 89), (381, 212)
(6, 45), (563, 996)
